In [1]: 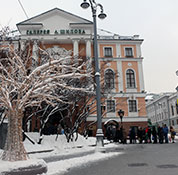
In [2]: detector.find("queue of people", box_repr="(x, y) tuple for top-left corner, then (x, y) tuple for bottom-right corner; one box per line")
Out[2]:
(105, 123), (176, 144)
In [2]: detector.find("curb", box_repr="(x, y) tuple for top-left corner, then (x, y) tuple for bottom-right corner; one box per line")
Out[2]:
(43, 144), (125, 163)
(1, 159), (47, 175)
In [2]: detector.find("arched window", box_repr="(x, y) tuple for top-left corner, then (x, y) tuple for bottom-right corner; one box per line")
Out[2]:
(105, 69), (115, 89)
(126, 69), (136, 88)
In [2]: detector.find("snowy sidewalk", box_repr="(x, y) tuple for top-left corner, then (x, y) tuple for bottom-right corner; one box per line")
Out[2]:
(0, 133), (126, 175)
(24, 133), (126, 174)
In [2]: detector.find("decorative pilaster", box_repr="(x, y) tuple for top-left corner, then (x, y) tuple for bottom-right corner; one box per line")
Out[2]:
(73, 39), (79, 64)
(118, 60), (124, 92)
(86, 40), (92, 58)
(138, 60), (145, 92)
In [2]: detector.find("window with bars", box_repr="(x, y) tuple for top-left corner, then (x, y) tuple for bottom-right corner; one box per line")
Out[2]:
(125, 48), (133, 57)
(105, 69), (115, 89)
(104, 47), (113, 57)
(126, 69), (136, 88)
(129, 100), (137, 112)
(107, 100), (115, 112)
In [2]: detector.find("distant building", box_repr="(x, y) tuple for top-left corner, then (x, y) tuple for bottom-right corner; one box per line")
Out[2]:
(146, 92), (178, 129)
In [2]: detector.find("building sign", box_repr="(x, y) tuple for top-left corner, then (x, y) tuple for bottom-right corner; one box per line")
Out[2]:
(26, 29), (86, 35)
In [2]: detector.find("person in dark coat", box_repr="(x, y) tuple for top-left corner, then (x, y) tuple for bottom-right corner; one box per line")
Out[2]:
(122, 127), (127, 144)
(115, 127), (120, 142)
(129, 127), (136, 144)
(147, 127), (152, 143)
(152, 126), (157, 143)
(163, 124), (169, 143)
(137, 127), (143, 144)
(158, 125), (164, 144)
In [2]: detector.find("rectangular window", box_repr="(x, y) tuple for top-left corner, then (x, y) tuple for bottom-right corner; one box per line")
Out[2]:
(171, 105), (174, 116)
(125, 48), (133, 57)
(104, 47), (112, 57)
(129, 100), (137, 112)
(172, 120), (175, 126)
(107, 100), (115, 112)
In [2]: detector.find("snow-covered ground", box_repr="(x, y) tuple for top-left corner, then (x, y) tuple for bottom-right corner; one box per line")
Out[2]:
(0, 133), (124, 175)
(1, 133), (176, 174)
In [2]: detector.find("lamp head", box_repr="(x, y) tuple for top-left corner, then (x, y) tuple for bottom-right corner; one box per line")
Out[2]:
(118, 109), (124, 117)
(98, 12), (107, 19)
(81, 0), (90, 9)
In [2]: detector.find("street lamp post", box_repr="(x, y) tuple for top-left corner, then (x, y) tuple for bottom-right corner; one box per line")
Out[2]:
(118, 109), (125, 127)
(118, 109), (124, 143)
(80, 0), (107, 148)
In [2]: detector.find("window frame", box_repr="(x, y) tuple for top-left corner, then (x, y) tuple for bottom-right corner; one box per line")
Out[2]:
(125, 47), (133, 58)
(105, 69), (115, 90)
(104, 47), (113, 57)
(107, 100), (115, 113)
(128, 100), (137, 112)
(171, 105), (174, 116)
(126, 69), (136, 88)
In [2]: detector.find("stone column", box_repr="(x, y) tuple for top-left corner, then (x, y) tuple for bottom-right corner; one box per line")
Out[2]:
(85, 40), (92, 69)
(86, 40), (91, 58)
(73, 39), (79, 64)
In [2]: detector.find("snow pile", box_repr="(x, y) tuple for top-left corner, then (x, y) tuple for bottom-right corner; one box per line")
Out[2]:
(47, 152), (122, 175)
(24, 133), (96, 157)
(0, 158), (47, 174)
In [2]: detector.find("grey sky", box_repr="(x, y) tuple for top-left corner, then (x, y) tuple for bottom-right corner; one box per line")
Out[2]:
(0, 0), (178, 93)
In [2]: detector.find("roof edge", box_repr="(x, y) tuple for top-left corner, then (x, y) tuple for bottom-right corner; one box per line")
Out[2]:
(16, 7), (93, 26)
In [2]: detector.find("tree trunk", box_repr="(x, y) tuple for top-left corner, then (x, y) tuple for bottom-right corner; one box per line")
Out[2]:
(1, 109), (28, 161)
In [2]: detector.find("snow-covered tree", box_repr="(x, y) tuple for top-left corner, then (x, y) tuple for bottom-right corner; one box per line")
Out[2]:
(0, 29), (93, 161)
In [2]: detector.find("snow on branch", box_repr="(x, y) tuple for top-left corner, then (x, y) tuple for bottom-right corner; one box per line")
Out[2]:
(0, 38), (93, 114)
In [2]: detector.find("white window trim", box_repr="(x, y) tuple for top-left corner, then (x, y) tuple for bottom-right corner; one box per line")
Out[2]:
(127, 98), (139, 117)
(106, 99), (116, 116)
(104, 68), (116, 92)
(103, 46), (113, 57)
(125, 68), (137, 92)
(124, 46), (134, 58)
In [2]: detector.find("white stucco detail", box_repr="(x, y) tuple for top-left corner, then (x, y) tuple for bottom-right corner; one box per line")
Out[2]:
(32, 41), (38, 61)
(87, 116), (148, 122)
(73, 40), (79, 63)
(138, 60), (145, 91)
(86, 40), (91, 58)
(117, 60), (123, 92)
(17, 8), (93, 40)
(136, 44), (142, 57)
(116, 43), (121, 57)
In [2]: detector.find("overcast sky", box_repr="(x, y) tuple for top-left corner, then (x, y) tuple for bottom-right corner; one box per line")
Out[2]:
(0, 0), (178, 93)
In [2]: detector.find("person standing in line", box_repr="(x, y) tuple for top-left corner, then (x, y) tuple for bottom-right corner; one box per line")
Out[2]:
(170, 126), (176, 143)
(158, 125), (164, 144)
(137, 127), (143, 144)
(129, 127), (136, 144)
(163, 124), (169, 143)
(147, 127), (152, 143)
(152, 126), (157, 144)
